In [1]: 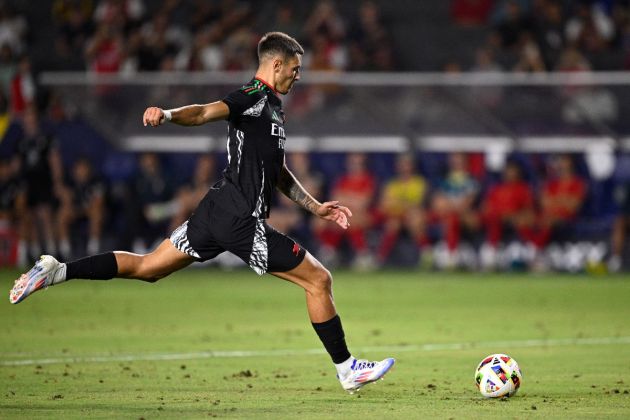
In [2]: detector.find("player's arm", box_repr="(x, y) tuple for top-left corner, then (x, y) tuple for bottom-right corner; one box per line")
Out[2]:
(277, 162), (352, 229)
(143, 101), (230, 127)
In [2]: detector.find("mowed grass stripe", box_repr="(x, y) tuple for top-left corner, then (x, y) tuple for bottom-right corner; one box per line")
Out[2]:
(3, 335), (630, 367)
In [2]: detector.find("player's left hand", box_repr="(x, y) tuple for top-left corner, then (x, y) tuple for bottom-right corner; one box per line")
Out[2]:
(316, 201), (352, 229)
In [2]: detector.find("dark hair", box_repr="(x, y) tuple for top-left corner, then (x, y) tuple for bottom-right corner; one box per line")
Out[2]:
(257, 31), (304, 61)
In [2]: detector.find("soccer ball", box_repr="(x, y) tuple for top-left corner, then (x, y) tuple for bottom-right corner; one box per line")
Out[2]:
(475, 354), (522, 398)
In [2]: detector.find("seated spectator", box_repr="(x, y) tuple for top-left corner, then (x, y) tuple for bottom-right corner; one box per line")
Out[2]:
(267, 152), (324, 250)
(264, 152), (325, 253)
(469, 46), (504, 108)
(532, 0), (565, 69)
(512, 32), (546, 72)
(492, 0), (533, 49)
(58, 158), (106, 258)
(375, 153), (428, 266)
(222, 25), (257, 71)
(348, 1), (394, 71)
(0, 157), (23, 265)
(0, 43), (15, 93)
(0, 158), (20, 218)
(10, 55), (35, 117)
(608, 180), (630, 272)
(85, 22), (125, 73)
(0, 1), (28, 55)
(313, 152), (376, 269)
(530, 154), (587, 250)
(135, 12), (182, 71)
(93, 0), (144, 28)
(429, 152), (480, 269)
(479, 159), (535, 270)
(128, 153), (175, 253)
(170, 154), (216, 230)
(174, 27), (224, 71)
(565, 2), (614, 53)
(136, 12), (189, 71)
(555, 46), (618, 124)
(287, 152), (325, 203)
(304, 0), (346, 46)
(271, 2), (303, 42)
(53, 0), (94, 66)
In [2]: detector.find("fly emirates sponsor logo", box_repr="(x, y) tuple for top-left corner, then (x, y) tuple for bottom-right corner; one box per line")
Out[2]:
(271, 122), (286, 149)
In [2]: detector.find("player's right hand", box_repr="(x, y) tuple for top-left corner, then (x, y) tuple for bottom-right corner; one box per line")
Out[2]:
(317, 200), (352, 230)
(143, 107), (165, 127)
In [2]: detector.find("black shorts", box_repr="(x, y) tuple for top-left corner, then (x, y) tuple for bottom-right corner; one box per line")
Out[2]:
(169, 198), (306, 275)
(26, 181), (54, 207)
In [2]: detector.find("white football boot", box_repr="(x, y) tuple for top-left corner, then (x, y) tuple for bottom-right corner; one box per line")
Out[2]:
(9, 255), (65, 304)
(338, 357), (395, 393)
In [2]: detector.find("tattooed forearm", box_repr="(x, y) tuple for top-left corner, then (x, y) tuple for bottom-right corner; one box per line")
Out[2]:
(277, 166), (320, 214)
(288, 183), (319, 213)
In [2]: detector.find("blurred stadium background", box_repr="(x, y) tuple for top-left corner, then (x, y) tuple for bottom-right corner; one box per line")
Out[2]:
(1, 0), (630, 274)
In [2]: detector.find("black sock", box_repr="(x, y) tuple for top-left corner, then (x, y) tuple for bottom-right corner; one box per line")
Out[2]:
(66, 252), (118, 280)
(312, 314), (352, 364)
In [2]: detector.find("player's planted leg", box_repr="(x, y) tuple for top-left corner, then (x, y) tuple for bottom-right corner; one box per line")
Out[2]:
(272, 252), (395, 393)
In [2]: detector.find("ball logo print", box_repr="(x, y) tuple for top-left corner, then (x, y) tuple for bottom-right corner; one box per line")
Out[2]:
(475, 354), (522, 398)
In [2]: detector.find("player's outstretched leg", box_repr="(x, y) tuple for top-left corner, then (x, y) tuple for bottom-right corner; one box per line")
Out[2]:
(10, 255), (65, 304)
(271, 252), (395, 393)
(10, 239), (195, 304)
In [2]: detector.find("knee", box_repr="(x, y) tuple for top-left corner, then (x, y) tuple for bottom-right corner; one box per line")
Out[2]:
(141, 273), (163, 283)
(310, 267), (333, 294)
(127, 258), (166, 283)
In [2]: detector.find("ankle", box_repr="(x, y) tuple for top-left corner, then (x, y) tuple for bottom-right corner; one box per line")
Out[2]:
(335, 356), (355, 378)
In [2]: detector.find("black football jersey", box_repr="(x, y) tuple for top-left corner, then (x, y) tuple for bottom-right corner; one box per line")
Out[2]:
(17, 133), (56, 184)
(214, 78), (287, 219)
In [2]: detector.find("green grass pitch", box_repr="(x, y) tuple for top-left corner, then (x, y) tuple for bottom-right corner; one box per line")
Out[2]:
(1, 268), (630, 418)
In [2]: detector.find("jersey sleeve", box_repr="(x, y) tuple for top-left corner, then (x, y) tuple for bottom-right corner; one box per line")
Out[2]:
(222, 89), (261, 122)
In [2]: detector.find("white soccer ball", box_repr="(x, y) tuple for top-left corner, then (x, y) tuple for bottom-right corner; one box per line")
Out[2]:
(475, 354), (522, 398)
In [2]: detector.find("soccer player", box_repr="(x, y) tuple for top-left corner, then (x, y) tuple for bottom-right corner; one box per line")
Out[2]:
(9, 32), (394, 393)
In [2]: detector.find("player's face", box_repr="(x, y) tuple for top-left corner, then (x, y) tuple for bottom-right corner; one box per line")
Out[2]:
(277, 54), (301, 94)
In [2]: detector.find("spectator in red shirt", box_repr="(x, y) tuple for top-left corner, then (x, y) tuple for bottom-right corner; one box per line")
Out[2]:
(450, 0), (494, 27)
(531, 154), (587, 249)
(483, 160), (535, 244)
(10, 55), (35, 117)
(85, 23), (125, 73)
(479, 159), (535, 269)
(314, 153), (376, 269)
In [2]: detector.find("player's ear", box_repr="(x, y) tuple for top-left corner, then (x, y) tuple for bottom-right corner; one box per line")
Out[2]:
(273, 57), (283, 73)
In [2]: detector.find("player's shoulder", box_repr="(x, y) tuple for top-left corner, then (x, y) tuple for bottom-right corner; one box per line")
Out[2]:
(223, 80), (270, 117)
(228, 80), (268, 100)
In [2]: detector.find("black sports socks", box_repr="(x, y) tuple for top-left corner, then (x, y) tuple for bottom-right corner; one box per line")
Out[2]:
(312, 314), (352, 364)
(66, 252), (118, 280)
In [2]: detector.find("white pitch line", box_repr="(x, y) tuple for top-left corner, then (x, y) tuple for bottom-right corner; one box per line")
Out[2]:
(2, 336), (630, 367)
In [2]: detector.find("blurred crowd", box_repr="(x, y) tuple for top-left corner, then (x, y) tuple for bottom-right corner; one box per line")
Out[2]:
(46, 0), (395, 73)
(1, 111), (629, 273)
(450, 0), (630, 72)
(1, 0), (630, 272)
(2, 0), (630, 83)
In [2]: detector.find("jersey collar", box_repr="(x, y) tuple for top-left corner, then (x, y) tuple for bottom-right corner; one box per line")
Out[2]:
(254, 77), (278, 95)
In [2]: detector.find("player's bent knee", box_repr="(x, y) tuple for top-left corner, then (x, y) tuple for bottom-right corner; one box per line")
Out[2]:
(312, 267), (333, 294)
(140, 273), (163, 283)
(132, 259), (169, 283)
